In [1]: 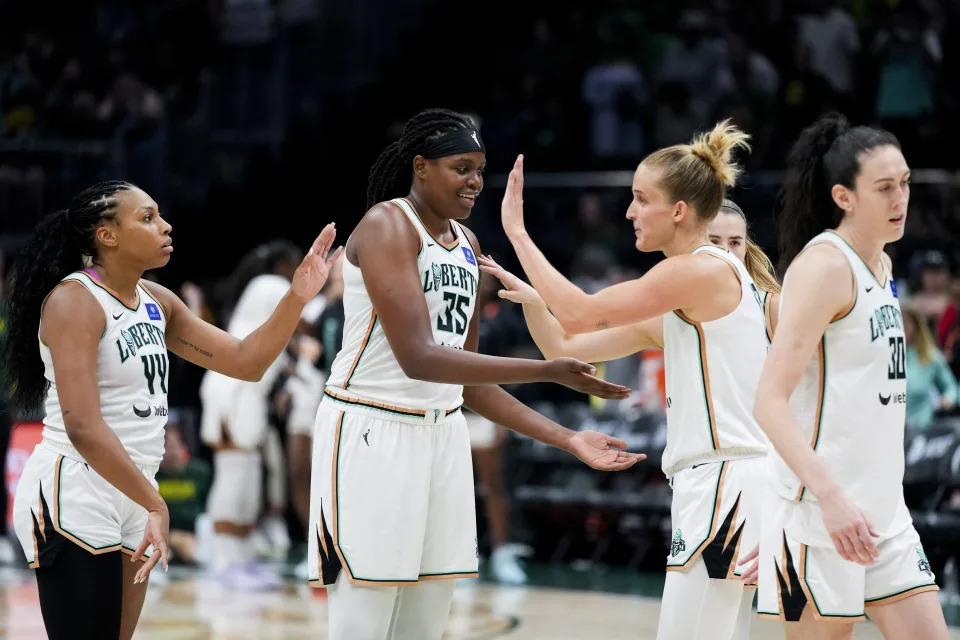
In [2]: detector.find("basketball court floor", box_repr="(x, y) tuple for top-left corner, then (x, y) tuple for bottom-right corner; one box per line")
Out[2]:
(2, 564), (959, 639)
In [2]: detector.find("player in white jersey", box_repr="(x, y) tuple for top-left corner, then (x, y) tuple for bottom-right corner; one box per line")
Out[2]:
(4, 181), (342, 640)
(754, 114), (948, 639)
(307, 108), (640, 640)
(199, 240), (303, 584)
(707, 199), (781, 342)
(484, 122), (772, 640)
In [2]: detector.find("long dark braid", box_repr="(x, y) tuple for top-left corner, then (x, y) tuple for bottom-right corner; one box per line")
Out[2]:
(366, 109), (475, 209)
(4, 180), (134, 412)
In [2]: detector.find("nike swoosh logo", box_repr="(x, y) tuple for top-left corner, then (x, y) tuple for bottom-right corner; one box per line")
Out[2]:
(132, 404), (151, 418)
(866, 286), (874, 293)
(427, 243), (435, 247)
(112, 312), (123, 320)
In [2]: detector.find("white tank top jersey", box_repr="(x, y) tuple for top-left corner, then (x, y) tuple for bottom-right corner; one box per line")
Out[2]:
(40, 272), (168, 467)
(326, 198), (480, 412)
(771, 231), (906, 532)
(661, 245), (770, 476)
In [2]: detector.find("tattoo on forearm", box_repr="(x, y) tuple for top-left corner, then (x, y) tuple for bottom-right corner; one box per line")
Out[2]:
(596, 319), (609, 330)
(176, 336), (213, 358)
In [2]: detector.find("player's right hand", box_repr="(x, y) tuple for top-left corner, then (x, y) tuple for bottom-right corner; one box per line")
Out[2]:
(132, 505), (171, 583)
(548, 357), (631, 399)
(477, 255), (541, 304)
(819, 487), (879, 566)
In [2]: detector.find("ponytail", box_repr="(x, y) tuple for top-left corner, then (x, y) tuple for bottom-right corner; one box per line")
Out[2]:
(4, 181), (133, 412)
(777, 113), (899, 273)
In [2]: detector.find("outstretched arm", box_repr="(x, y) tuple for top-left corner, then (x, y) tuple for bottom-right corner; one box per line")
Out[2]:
(458, 255), (644, 470)
(501, 156), (722, 333)
(347, 203), (629, 399)
(146, 224), (343, 381)
(478, 255), (662, 361)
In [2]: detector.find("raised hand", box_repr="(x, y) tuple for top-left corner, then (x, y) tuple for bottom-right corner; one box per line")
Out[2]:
(291, 223), (343, 303)
(501, 155), (527, 238)
(568, 430), (646, 471)
(132, 506), (170, 584)
(548, 357), (631, 399)
(477, 255), (541, 304)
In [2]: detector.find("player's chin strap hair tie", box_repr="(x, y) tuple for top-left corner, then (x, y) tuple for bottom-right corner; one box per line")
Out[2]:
(421, 128), (486, 159)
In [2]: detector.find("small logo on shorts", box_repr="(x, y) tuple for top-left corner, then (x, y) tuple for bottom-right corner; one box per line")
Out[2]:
(917, 548), (932, 576)
(362, 429), (370, 446)
(671, 529), (686, 558)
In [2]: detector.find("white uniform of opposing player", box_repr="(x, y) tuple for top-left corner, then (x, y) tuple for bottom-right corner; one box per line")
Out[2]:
(758, 232), (937, 622)
(656, 245), (770, 640)
(308, 197), (480, 591)
(14, 272), (167, 565)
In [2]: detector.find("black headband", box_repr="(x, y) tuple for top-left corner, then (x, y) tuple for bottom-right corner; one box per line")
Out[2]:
(719, 198), (745, 219)
(421, 128), (486, 159)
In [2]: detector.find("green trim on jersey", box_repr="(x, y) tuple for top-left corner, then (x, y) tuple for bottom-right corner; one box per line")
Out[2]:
(400, 198), (461, 253)
(823, 231), (888, 289)
(74, 271), (141, 311)
(672, 310), (718, 450)
(799, 337), (828, 502)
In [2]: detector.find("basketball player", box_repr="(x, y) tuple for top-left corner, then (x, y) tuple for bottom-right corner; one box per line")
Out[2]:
(707, 199), (780, 342)
(486, 122), (771, 640)
(200, 240), (303, 586)
(307, 109), (640, 640)
(754, 114), (949, 639)
(5, 181), (342, 639)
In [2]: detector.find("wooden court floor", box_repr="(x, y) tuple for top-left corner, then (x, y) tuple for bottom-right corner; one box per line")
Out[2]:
(2, 567), (959, 639)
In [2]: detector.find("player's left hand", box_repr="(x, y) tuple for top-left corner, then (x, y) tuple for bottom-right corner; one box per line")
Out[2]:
(291, 223), (343, 304)
(737, 543), (759, 585)
(568, 430), (646, 471)
(501, 155), (527, 238)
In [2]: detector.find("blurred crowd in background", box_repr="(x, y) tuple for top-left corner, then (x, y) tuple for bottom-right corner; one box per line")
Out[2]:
(2, 0), (960, 589)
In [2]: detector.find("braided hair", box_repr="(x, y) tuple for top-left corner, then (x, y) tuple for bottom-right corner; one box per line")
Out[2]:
(366, 109), (476, 210)
(4, 180), (134, 412)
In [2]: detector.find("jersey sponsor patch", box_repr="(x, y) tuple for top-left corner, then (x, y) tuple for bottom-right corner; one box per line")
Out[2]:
(461, 246), (476, 266)
(146, 303), (162, 321)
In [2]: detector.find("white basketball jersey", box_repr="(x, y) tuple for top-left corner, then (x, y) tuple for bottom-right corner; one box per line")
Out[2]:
(771, 232), (906, 532)
(40, 272), (168, 467)
(661, 245), (769, 476)
(326, 198), (480, 410)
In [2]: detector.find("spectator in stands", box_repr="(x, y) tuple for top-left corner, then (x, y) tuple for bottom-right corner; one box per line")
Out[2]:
(156, 423), (213, 565)
(904, 305), (958, 430)
(581, 48), (648, 163)
(909, 249), (952, 329)
(794, 0), (860, 110)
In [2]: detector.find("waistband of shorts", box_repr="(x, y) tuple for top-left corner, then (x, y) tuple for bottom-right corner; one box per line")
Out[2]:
(39, 437), (160, 477)
(663, 446), (767, 477)
(322, 387), (463, 425)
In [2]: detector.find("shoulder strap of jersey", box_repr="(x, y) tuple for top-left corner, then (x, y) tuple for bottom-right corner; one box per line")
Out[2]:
(804, 231), (886, 284)
(693, 244), (749, 283)
(390, 197), (428, 253)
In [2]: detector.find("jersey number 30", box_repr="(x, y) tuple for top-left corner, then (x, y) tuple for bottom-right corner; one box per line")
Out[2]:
(888, 336), (906, 380)
(437, 292), (470, 336)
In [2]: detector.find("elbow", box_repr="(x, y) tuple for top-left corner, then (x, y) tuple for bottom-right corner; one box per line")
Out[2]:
(64, 419), (101, 452)
(396, 350), (432, 382)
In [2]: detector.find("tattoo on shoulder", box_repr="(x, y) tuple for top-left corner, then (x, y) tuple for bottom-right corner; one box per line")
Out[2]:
(176, 336), (213, 358)
(596, 319), (610, 330)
